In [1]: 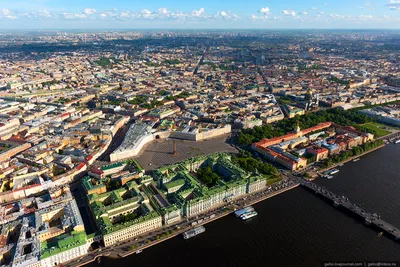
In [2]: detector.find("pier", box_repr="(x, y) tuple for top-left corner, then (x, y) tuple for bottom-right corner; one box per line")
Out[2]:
(301, 180), (400, 240)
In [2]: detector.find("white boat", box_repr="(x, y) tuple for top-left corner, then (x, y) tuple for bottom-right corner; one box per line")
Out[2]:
(395, 139), (400, 144)
(234, 206), (254, 217)
(329, 169), (339, 175)
(240, 211), (258, 220)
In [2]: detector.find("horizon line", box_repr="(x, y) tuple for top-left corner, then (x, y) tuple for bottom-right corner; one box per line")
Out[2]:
(1, 28), (400, 31)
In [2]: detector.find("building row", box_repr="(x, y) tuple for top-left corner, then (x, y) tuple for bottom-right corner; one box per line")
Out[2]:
(87, 153), (272, 246)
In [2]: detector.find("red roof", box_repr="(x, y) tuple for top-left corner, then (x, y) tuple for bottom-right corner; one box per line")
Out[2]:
(77, 163), (86, 170)
(89, 168), (104, 175)
(308, 147), (329, 155)
(276, 154), (296, 165)
(253, 122), (333, 148)
(13, 183), (40, 192)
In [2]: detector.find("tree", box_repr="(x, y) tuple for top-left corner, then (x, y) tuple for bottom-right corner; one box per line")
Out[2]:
(238, 133), (255, 146)
(236, 107), (376, 145)
(197, 166), (221, 187)
(231, 154), (279, 178)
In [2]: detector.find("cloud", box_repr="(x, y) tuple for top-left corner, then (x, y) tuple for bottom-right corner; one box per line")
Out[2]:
(191, 8), (205, 17)
(259, 7), (271, 14)
(250, 14), (269, 21)
(0, 8), (17, 19)
(250, 14), (259, 21)
(63, 13), (87, 19)
(39, 9), (52, 18)
(1, 9), (10, 16)
(387, 0), (400, 10)
(156, 8), (168, 15)
(119, 11), (131, 18)
(141, 9), (151, 15)
(83, 8), (96, 15)
(282, 10), (296, 16)
(311, 7), (318, 10)
(213, 11), (239, 20)
(3, 5), (398, 25)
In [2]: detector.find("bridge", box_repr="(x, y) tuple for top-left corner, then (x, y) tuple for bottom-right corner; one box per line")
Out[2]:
(301, 180), (400, 240)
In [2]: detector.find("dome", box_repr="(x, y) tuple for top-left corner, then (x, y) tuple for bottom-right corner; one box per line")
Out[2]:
(305, 88), (313, 101)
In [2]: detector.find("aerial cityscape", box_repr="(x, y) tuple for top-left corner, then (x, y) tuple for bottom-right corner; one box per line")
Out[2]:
(0, 1), (400, 267)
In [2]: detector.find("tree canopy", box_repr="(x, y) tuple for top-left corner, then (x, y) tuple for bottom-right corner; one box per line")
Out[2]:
(196, 166), (221, 187)
(237, 108), (375, 146)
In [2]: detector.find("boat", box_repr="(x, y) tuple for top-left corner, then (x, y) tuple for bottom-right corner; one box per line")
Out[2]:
(183, 226), (206, 239)
(234, 206), (254, 217)
(395, 139), (400, 144)
(353, 158), (360, 162)
(338, 164), (344, 167)
(136, 250), (143, 254)
(326, 175), (334, 179)
(329, 169), (339, 175)
(240, 211), (258, 220)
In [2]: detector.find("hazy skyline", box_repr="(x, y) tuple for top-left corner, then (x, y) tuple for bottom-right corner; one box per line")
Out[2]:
(0, 0), (400, 29)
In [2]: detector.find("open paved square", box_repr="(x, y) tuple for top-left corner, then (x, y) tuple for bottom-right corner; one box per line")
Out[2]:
(135, 135), (238, 171)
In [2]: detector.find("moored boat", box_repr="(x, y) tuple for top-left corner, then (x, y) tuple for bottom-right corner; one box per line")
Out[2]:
(240, 211), (258, 220)
(329, 169), (339, 175)
(234, 206), (254, 217)
(183, 226), (206, 239)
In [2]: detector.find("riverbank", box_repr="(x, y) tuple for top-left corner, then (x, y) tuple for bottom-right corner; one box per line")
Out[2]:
(89, 144), (400, 267)
(66, 182), (299, 267)
(114, 183), (300, 259)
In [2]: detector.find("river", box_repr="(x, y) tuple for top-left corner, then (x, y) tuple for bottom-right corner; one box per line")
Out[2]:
(90, 144), (400, 267)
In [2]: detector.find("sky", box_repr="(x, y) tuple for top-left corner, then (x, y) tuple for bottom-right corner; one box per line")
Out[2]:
(0, 0), (400, 29)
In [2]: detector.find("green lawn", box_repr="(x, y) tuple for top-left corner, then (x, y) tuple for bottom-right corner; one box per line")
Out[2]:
(360, 122), (391, 138)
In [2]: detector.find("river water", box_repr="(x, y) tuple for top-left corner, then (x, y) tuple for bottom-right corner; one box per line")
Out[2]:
(90, 144), (400, 267)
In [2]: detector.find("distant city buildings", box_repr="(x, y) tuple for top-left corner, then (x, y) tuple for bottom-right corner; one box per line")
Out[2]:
(0, 30), (399, 265)
(360, 104), (400, 127)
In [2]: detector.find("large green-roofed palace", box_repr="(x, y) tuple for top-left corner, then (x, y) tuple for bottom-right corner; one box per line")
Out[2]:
(87, 152), (272, 246)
